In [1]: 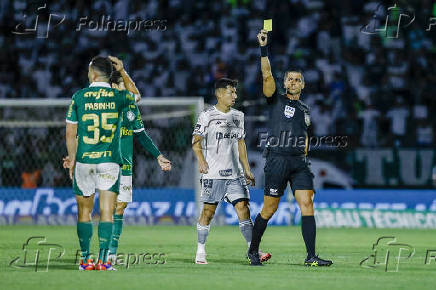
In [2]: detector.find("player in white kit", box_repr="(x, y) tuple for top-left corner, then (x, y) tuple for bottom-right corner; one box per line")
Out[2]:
(192, 78), (271, 264)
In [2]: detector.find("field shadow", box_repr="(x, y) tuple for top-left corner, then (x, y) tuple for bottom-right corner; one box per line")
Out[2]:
(168, 256), (247, 265)
(166, 257), (195, 264)
(57, 258), (78, 264)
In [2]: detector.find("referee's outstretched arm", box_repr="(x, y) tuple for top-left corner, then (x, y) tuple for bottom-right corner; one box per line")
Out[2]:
(257, 29), (276, 98)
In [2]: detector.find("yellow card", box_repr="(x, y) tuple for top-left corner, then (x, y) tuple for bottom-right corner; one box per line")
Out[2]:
(263, 19), (272, 32)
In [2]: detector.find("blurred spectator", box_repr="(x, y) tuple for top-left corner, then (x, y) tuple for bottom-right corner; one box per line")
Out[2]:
(0, 0), (434, 189)
(311, 101), (333, 136)
(358, 104), (380, 147)
(386, 98), (409, 147)
(416, 119), (434, 147)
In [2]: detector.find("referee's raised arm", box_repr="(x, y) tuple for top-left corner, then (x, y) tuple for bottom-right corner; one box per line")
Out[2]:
(257, 29), (276, 98)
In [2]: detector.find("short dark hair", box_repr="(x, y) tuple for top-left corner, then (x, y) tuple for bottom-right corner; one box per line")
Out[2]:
(110, 70), (122, 86)
(215, 78), (238, 90)
(284, 70), (305, 83)
(89, 56), (113, 79)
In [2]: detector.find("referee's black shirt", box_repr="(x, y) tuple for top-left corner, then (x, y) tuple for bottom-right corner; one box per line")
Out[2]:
(265, 90), (311, 156)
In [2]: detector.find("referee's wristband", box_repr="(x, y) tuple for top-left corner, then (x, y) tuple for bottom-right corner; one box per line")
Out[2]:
(260, 45), (268, 57)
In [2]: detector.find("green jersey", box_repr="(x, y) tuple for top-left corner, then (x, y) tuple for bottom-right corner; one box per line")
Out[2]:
(66, 82), (135, 164)
(120, 103), (145, 175)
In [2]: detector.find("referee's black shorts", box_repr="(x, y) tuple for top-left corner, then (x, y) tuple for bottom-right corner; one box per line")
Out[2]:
(264, 151), (315, 197)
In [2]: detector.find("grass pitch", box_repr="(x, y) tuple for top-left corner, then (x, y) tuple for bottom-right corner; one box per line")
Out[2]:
(1, 225), (435, 290)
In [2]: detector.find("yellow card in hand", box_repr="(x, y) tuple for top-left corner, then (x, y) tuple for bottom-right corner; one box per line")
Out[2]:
(263, 19), (272, 32)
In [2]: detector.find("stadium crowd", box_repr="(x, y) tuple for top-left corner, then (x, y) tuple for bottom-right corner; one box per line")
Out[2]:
(0, 0), (435, 187)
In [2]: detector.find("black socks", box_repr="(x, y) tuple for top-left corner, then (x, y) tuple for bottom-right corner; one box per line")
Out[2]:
(301, 215), (316, 258)
(249, 214), (316, 258)
(249, 214), (269, 254)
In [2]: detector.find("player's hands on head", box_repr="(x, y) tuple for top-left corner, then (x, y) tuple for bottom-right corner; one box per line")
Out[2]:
(62, 156), (75, 180)
(198, 159), (209, 174)
(257, 29), (268, 47)
(157, 154), (172, 171)
(244, 171), (255, 186)
(108, 56), (124, 71)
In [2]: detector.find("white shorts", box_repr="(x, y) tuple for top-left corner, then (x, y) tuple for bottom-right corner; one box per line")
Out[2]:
(200, 177), (250, 205)
(73, 162), (120, 197)
(118, 175), (133, 203)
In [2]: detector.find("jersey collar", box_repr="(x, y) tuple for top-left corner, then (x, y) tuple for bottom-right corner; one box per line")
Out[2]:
(214, 105), (232, 114)
(281, 94), (299, 103)
(89, 82), (111, 88)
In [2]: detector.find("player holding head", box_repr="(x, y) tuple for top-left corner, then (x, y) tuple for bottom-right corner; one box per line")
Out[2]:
(106, 58), (172, 265)
(64, 55), (136, 271)
(246, 30), (332, 267)
(192, 78), (271, 264)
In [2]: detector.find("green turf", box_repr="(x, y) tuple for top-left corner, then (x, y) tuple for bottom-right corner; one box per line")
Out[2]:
(1, 225), (435, 290)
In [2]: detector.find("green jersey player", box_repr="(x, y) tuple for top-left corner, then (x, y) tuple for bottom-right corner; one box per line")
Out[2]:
(106, 57), (171, 265)
(64, 56), (136, 271)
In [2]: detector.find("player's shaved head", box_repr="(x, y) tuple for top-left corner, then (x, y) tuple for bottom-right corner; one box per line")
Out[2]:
(89, 56), (113, 80)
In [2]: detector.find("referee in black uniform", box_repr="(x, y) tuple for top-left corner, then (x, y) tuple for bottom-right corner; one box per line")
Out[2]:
(247, 29), (332, 267)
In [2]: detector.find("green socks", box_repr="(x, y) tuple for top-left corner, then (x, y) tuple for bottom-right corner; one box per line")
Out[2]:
(77, 222), (93, 261)
(109, 214), (124, 255)
(98, 222), (113, 263)
(77, 219), (121, 263)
